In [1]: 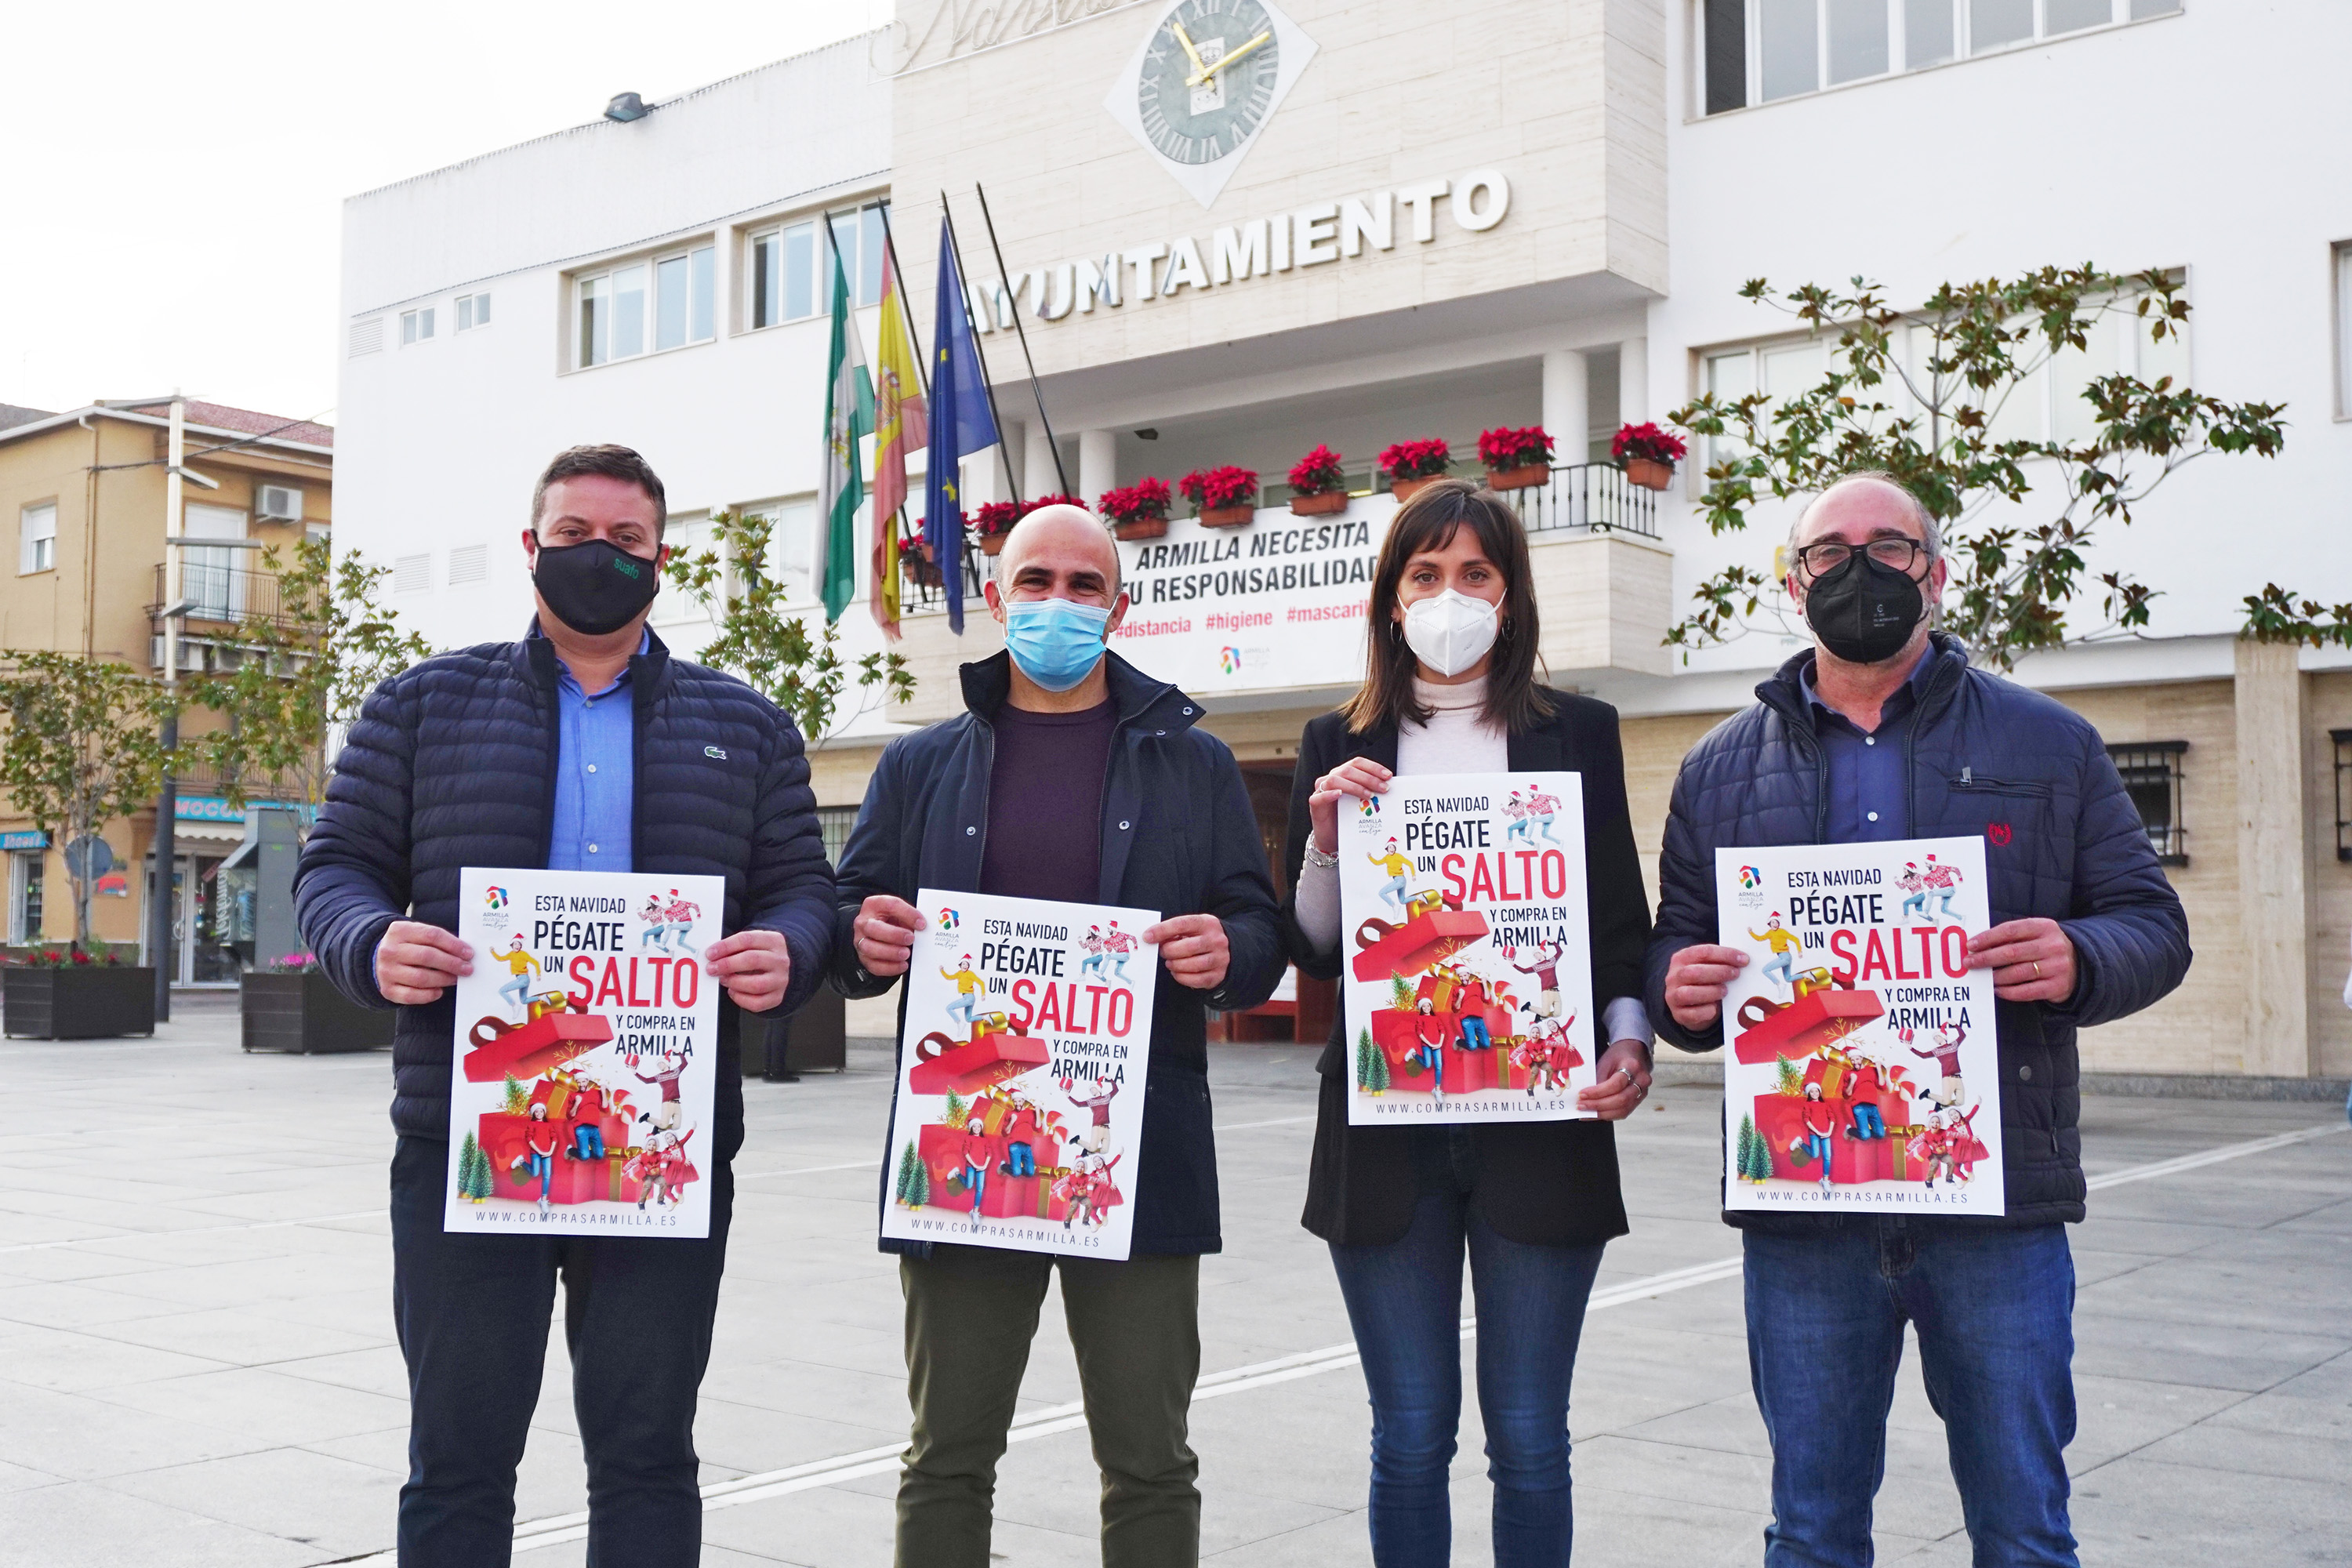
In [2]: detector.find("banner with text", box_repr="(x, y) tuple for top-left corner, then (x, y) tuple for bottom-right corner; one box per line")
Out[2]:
(1339, 771), (1596, 1124)
(880, 888), (1161, 1260)
(1112, 495), (1396, 695)
(446, 868), (723, 1238)
(1715, 837), (2003, 1215)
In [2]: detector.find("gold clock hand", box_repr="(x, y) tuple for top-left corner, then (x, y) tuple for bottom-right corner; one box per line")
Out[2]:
(1171, 20), (1207, 77)
(1188, 28), (1272, 86)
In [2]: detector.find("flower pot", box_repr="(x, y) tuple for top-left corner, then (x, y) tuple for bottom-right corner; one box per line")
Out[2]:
(1112, 517), (1169, 542)
(978, 534), (1007, 556)
(1486, 463), (1551, 492)
(1389, 476), (1442, 503)
(903, 557), (944, 588)
(1200, 505), (1255, 528)
(3, 964), (156, 1040)
(241, 970), (396, 1054)
(1289, 491), (1348, 516)
(1624, 456), (1675, 491)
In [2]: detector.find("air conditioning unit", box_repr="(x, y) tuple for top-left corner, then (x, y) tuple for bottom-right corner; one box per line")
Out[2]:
(256, 485), (303, 522)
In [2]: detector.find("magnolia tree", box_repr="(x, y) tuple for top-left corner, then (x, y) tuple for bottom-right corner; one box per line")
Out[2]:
(1667, 267), (2293, 669)
(0, 652), (169, 948)
(670, 510), (912, 742)
(194, 537), (435, 820)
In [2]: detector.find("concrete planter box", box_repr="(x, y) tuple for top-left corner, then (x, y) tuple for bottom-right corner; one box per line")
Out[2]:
(242, 971), (394, 1054)
(3, 965), (157, 1039)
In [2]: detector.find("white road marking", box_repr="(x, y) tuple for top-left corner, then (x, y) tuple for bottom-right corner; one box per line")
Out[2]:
(318, 1117), (2346, 1563)
(0, 1209), (384, 1256)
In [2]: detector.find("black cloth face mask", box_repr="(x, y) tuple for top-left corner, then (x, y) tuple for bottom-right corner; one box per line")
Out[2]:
(1802, 549), (1926, 665)
(532, 539), (661, 637)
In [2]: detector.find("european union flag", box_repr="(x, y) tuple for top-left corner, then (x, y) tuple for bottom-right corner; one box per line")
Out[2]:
(925, 219), (1000, 634)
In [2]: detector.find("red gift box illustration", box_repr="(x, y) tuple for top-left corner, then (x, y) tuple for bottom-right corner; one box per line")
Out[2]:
(1730, 983), (1883, 1065)
(463, 1008), (615, 1083)
(1350, 906), (1491, 983)
(909, 1020), (1051, 1097)
(1755, 1094), (1890, 1183)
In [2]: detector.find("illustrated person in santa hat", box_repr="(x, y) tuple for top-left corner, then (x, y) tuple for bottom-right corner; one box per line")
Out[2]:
(637, 893), (672, 953)
(521, 1103), (559, 1212)
(940, 954), (983, 1028)
(633, 1047), (687, 1133)
(566, 1073), (611, 1161)
(1843, 1051), (1888, 1141)
(959, 1123), (993, 1225)
(1800, 1083), (1838, 1193)
(1909, 1021), (1968, 1107)
(1062, 1073), (1120, 1156)
(1503, 788), (1534, 845)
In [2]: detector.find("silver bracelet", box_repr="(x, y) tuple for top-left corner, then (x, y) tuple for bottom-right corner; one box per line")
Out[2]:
(1301, 842), (1339, 869)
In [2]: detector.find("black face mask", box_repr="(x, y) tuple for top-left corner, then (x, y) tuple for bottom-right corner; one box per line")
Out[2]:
(1802, 550), (1925, 665)
(532, 539), (660, 637)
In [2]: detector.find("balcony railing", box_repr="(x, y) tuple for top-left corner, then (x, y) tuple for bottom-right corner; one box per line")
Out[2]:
(1508, 463), (1660, 539)
(149, 561), (314, 628)
(897, 539), (992, 618)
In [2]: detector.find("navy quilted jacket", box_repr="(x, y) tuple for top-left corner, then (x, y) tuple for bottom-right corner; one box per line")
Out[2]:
(295, 626), (835, 1150)
(829, 652), (1287, 1255)
(1644, 634), (2190, 1229)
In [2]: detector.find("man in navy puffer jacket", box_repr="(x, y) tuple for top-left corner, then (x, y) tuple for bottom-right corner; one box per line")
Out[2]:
(1646, 474), (2189, 1568)
(296, 445), (833, 1566)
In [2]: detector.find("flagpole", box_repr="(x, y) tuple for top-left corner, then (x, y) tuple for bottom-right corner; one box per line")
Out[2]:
(964, 183), (1077, 503)
(946, 187), (1067, 499)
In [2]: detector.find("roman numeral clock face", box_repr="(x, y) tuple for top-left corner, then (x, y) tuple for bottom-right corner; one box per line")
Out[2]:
(1106, 0), (1316, 208)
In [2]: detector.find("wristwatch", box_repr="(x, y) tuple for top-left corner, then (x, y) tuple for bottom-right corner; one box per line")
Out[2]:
(1301, 843), (1339, 869)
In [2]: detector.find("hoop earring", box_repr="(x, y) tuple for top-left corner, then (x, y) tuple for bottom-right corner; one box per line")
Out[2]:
(1389, 621), (1403, 643)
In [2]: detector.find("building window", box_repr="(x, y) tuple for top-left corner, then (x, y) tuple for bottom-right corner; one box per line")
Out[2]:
(401, 307), (436, 345)
(19, 502), (56, 575)
(2107, 740), (2187, 866)
(1700, 0), (2180, 113)
(2332, 729), (2352, 862)
(749, 201), (891, 329)
(576, 244), (714, 368)
(739, 497), (820, 604)
(456, 293), (492, 331)
(816, 805), (858, 865)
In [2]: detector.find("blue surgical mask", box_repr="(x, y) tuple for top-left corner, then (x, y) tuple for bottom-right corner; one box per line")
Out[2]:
(1003, 597), (1112, 691)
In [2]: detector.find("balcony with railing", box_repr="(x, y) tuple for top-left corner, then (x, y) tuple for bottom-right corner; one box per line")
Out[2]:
(149, 561), (314, 629)
(1506, 462), (1661, 539)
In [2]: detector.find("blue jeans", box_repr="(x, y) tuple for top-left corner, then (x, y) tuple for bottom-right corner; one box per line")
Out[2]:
(1849, 1103), (1884, 1140)
(946, 991), (976, 1026)
(1328, 1190), (1606, 1567)
(390, 1135), (734, 1566)
(573, 1123), (605, 1160)
(1005, 1141), (1035, 1176)
(1459, 1014), (1492, 1052)
(526, 1149), (553, 1197)
(1763, 951), (1795, 989)
(1744, 1221), (2078, 1568)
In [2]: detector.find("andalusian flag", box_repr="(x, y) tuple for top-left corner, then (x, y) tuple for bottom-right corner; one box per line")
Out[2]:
(821, 230), (874, 625)
(870, 238), (927, 640)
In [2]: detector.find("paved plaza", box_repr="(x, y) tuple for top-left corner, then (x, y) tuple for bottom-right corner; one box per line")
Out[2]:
(0, 993), (2346, 1566)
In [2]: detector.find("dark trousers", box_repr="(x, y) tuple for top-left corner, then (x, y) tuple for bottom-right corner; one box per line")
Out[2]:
(388, 1134), (734, 1567)
(1327, 1189), (1606, 1568)
(897, 1245), (1202, 1568)
(1744, 1221), (2078, 1567)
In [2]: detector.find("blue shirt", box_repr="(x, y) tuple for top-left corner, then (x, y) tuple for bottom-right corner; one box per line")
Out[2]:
(1802, 648), (1936, 844)
(546, 631), (644, 871)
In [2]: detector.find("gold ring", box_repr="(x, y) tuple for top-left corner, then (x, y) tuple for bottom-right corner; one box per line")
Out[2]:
(2033, 961), (2042, 978)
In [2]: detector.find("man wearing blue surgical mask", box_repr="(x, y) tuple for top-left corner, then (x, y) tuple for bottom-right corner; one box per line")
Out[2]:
(830, 503), (1286, 1568)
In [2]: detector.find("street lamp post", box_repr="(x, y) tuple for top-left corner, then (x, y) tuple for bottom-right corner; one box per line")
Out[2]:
(147, 395), (183, 1022)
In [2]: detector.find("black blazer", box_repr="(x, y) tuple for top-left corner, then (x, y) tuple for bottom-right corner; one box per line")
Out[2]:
(1283, 692), (1653, 1247)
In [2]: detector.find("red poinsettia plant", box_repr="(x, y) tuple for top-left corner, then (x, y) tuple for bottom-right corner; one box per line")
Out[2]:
(972, 500), (1022, 539)
(10, 942), (122, 967)
(1097, 477), (1173, 526)
(1477, 425), (1554, 470)
(1377, 438), (1452, 481)
(1611, 422), (1687, 466)
(1178, 466), (1259, 514)
(1287, 445), (1347, 497)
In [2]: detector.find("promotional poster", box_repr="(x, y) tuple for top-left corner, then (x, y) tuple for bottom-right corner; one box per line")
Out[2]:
(1715, 837), (2004, 1214)
(879, 888), (1161, 1261)
(1338, 771), (1596, 1125)
(444, 868), (724, 1238)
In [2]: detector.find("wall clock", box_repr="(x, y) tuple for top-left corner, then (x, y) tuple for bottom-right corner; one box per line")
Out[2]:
(1102, 0), (1318, 209)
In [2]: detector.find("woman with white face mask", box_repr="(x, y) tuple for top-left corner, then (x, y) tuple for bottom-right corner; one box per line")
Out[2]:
(1280, 477), (1655, 1568)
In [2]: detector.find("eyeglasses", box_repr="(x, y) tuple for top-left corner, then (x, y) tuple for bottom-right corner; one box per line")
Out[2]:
(1791, 538), (1930, 579)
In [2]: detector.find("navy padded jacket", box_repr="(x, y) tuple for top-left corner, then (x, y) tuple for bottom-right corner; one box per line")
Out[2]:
(294, 626), (836, 1151)
(829, 652), (1287, 1256)
(1644, 634), (2191, 1229)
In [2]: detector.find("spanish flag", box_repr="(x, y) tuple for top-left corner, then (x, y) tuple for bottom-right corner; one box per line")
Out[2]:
(870, 239), (927, 640)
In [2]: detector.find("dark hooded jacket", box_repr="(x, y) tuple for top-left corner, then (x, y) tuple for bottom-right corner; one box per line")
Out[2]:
(295, 626), (835, 1155)
(829, 651), (1286, 1255)
(1644, 633), (2191, 1229)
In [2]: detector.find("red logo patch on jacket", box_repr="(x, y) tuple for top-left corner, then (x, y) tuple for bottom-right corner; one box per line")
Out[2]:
(1987, 822), (2012, 846)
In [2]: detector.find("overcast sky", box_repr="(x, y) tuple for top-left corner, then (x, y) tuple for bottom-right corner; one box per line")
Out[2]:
(5, 1), (889, 425)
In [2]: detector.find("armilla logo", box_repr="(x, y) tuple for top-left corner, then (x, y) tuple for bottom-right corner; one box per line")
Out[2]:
(1218, 646), (1242, 673)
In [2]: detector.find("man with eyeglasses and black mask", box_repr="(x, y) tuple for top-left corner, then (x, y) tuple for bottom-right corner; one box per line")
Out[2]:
(295, 444), (835, 1566)
(1644, 471), (2189, 1568)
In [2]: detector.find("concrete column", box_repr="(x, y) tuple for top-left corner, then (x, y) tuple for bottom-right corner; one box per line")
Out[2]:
(1543, 350), (1589, 466)
(1023, 423), (1058, 503)
(1618, 337), (1649, 427)
(1078, 429), (1117, 510)
(2234, 638), (2315, 1076)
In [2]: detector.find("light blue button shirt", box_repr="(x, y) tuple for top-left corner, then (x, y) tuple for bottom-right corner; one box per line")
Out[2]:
(546, 631), (644, 872)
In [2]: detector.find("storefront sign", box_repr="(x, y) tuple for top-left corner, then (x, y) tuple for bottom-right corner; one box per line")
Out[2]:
(978, 170), (1511, 332)
(0, 831), (47, 851)
(176, 796), (245, 823)
(1111, 494), (1392, 695)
